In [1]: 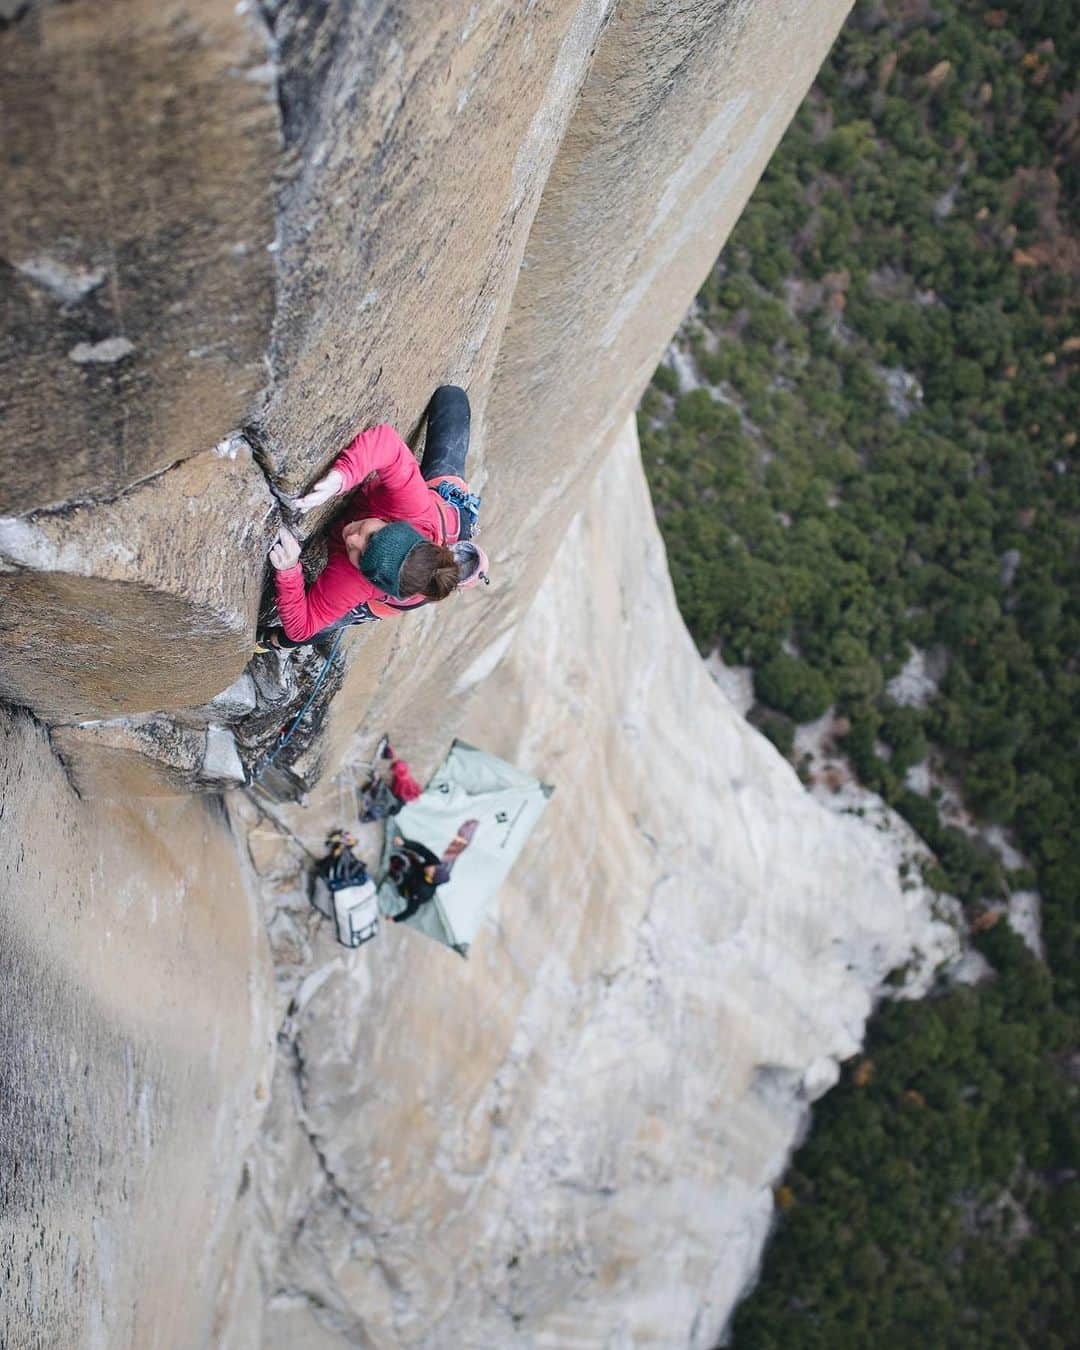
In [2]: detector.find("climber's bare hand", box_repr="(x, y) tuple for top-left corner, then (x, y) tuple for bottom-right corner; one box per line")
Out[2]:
(268, 526), (302, 571)
(294, 469), (344, 515)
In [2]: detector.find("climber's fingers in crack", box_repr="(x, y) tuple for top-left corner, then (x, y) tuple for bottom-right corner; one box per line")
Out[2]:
(269, 526), (301, 570)
(294, 469), (344, 515)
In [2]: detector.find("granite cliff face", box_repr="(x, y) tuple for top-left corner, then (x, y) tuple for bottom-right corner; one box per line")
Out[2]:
(0, 3), (968, 1347)
(229, 424), (957, 1348)
(0, 707), (272, 1349)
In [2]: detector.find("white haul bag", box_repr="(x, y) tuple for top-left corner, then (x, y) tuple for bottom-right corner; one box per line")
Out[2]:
(312, 876), (379, 948)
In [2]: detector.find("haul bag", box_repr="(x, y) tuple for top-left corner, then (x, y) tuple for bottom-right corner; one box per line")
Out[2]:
(313, 875), (379, 948)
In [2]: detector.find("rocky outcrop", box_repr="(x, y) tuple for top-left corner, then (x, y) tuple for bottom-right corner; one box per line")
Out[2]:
(1, 0), (278, 718)
(0, 438), (274, 720)
(51, 715), (246, 798)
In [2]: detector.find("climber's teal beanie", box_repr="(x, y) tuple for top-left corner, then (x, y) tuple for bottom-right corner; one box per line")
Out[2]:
(359, 521), (426, 597)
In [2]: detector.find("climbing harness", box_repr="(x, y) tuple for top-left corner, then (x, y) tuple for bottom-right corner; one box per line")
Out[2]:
(433, 479), (482, 537)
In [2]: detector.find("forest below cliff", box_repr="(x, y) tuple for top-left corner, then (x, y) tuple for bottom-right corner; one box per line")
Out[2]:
(638, 1), (1078, 1343)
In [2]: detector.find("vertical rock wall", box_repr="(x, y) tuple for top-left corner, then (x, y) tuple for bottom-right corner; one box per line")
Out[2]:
(241, 424), (956, 1348)
(0, 438), (273, 720)
(254, 0), (621, 493)
(484, 0), (852, 607)
(1, 0), (624, 724)
(305, 0), (852, 788)
(0, 0), (277, 512)
(0, 0), (849, 750)
(0, 706), (272, 1350)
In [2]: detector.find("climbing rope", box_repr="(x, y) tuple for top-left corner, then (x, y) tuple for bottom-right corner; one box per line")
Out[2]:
(241, 786), (320, 864)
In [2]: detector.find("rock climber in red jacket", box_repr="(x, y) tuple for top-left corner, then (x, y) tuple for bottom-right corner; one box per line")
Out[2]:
(264, 386), (488, 647)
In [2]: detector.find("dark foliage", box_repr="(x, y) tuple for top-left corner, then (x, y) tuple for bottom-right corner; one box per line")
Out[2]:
(637, 1), (1078, 1341)
(730, 928), (1079, 1348)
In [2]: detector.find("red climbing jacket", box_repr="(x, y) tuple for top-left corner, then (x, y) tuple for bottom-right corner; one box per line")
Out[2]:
(274, 424), (466, 641)
(389, 757), (423, 802)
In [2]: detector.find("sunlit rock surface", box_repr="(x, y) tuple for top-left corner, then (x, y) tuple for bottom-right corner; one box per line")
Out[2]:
(236, 425), (957, 1348)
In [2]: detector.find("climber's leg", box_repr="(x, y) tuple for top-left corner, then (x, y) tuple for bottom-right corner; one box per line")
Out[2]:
(260, 624), (337, 650)
(265, 627), (306, 649)
(420, 385), (471, 481)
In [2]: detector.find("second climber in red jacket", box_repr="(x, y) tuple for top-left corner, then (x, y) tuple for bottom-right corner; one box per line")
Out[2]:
(264, 386), (488, 647)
